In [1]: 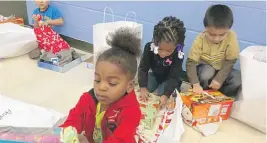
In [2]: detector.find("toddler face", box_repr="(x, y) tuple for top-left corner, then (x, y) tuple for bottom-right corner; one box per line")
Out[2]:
(205, 26), (229, 44)
(157, 41), (176, 58)
(94, 61), (134, 105)
(35, 0), (49, 11)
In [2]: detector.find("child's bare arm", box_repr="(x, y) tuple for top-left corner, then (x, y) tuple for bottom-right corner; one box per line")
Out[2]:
(46, 17), (64, 26)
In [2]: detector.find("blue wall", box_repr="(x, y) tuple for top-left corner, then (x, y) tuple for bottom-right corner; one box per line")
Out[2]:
(26, 1), (266, 69)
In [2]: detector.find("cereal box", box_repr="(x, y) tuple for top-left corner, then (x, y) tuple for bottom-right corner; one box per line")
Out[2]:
(180, 90), (234, 125)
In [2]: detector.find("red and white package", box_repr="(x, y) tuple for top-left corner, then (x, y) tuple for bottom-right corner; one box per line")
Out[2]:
(33, 14), (70, 54)
(135, 90), (183, 143)
(135, 109), (175, 143)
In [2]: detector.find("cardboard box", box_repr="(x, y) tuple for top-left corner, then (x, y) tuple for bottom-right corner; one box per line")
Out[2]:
(180, 90), (234, 125)
(38, 53), (88, 73)
(0, 17), (24, 26)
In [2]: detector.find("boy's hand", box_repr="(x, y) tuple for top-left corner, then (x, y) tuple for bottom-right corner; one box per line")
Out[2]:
(32, 14), (38, 22)
(160, 95), (168, 109)
(193, 83), (203, 94)
(39, 20), (49, 27)
(209, 80), (221, 90)
(139, 87), (149, 102)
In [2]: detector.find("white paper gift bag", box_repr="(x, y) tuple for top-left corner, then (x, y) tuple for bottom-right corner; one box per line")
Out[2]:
(93, 7), (143, 63)
(157, 90), (185, 143)
(231, 46), (266, 133)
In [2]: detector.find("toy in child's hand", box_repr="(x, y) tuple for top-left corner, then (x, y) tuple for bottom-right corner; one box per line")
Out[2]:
(60, 126), (80, 143)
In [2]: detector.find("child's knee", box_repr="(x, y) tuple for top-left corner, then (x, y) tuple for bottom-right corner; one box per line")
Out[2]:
(229, 70), (242, 88)
(198, 64), (216, 82)
(199, 71), (215, 83)
(231, 75), (241, 88)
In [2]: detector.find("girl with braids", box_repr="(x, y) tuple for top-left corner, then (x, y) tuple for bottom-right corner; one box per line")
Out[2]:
(138, 16), (186, 107)
(60, 27), (142, 143)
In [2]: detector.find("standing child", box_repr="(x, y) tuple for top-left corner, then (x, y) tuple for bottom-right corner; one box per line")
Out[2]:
(186, 4), (241, 97)
(138, 16), (186, 107)
(60, 27), (142, 143)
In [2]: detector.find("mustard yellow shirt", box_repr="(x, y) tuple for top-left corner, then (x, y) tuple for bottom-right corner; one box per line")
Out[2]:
(93, 103), (105, 143)
(188, 30), (240, 70)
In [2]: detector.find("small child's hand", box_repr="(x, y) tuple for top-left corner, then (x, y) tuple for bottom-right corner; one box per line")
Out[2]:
(193, 83), (203, 94)
(139, 88), (149, 102)
(159, 95), (168, 109)
(39, 20), (49, 27)
(209, 80), (221, 90)
(32, 14), (38, 21)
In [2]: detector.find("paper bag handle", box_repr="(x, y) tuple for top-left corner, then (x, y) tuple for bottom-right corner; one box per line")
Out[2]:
(124, 11), (136, 22)
(103, 7), (114, 23)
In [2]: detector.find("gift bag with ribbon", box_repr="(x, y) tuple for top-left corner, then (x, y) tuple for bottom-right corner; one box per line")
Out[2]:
(33, 14), (70, 54)
(93, 7), (143, 63)
(135, 89), (184, 143)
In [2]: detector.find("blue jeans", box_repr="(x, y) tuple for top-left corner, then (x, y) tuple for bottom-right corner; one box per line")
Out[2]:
(147, 72), (165, 96)
(197, 64), (242, 97)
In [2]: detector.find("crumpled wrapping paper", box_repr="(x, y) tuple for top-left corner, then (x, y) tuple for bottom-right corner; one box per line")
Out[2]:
(135, 90), (177, 143)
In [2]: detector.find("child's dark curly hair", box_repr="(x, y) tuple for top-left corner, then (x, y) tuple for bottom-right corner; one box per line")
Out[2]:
(153, 16), (186, 46)
(96, 27), (141, 79)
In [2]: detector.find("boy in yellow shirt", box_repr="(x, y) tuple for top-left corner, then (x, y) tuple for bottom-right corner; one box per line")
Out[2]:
(186, 4), (241, 97)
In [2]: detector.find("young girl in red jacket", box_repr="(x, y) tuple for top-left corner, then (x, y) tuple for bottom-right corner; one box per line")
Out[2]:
(60, 27), (142, 143)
